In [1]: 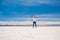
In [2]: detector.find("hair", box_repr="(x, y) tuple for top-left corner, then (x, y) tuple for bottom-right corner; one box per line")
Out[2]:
(31, 14), (36, 18)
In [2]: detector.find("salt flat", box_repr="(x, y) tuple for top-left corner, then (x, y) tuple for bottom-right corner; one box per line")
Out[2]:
(0, 26), (60, 40)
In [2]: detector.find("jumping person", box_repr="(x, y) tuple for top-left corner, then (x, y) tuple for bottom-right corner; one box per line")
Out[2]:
(32, 16), (37, 28)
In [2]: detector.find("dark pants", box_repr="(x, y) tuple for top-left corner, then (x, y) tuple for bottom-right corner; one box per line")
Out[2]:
(33, 21), (37, 28)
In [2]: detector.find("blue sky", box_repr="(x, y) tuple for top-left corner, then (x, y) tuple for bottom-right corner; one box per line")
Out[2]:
(0, 0), (60, 21)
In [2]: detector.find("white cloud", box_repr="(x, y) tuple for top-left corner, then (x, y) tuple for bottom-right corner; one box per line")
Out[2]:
(17, 0), (60, 6)
(2, 0), (60, 6)
(18, 0), (51, 6)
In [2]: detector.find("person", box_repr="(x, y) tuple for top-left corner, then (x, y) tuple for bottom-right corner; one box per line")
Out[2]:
(32, 16), (37, 28)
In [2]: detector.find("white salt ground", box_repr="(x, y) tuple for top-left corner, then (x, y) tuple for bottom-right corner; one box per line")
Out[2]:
(0, 26), (60, 40)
